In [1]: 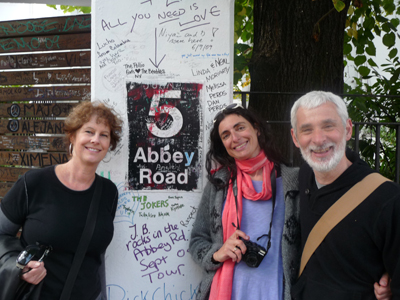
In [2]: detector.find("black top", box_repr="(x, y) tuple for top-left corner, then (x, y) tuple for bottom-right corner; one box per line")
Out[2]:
(292, 149), (400, 299)
(1, 166), (118, 300)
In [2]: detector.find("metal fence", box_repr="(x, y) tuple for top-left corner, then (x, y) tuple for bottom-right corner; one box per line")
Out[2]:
(234, 91), (400, 184)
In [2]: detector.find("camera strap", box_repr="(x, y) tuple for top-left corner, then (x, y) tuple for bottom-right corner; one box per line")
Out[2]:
(233, 166), (276, 252)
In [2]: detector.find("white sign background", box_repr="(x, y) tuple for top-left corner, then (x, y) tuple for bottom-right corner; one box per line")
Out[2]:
(92, 0), (234, 298)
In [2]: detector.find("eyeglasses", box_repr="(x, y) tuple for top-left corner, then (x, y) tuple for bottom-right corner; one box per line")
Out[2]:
(16, 243), (52, 270)
(213, 103), (244, 123)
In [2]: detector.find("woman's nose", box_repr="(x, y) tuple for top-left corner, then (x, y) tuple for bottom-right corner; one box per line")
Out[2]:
(231, 131), (240, 142)
(91, 134), (100, 144)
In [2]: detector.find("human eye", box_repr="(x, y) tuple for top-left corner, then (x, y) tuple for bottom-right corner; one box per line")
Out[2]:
(300, 127), (312, 134)
(85, 130), (93, 134)
(101, 133), (109, 138)
(323, 123), (334, 130)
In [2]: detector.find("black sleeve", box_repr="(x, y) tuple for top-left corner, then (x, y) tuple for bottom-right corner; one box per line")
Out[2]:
(0, 175), (28, 225)
(374, 183), (400, 297)
(0, 207), (20, 236)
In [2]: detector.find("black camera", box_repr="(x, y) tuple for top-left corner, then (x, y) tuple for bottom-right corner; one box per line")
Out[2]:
(16, 243), (52, 270)
(241, 238), (267, 268)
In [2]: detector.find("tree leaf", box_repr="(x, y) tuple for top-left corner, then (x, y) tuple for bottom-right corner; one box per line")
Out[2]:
(376, 15), (389, 23)
(343, 43), (352, 55)
(382, 23), (391, 33)
(356, 44), (365, 54)
(383, 32), (396, 48)
(383, 1), (396, 14)
(390, 18), (400, 28)
(333, 0), (346, 12)
(389, 68), (400, 84)
(374, 25), (381, 37)
(366, 42), (376, 56)
(358, 66), (371, 77)
(368, 58), (378, 67)
(355, 55), (367, 66)
(347, 5), (354, 15)
(389, 48), (398, 59)
(363, 17), (375, 30)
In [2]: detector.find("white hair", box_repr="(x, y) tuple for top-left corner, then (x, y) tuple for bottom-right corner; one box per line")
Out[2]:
(291, 91), (349, 136)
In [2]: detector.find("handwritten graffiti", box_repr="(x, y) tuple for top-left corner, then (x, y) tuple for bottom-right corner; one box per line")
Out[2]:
(7, 120), (18, 132)
(0, 136), (65, 151)
(0, 16), (91, 36)
(0, 52), (90, 69)
(106, 283), (198, 300)
(114, 183), (140, 225)
(126, 222), (189, 284)
(1, 70), (90, 85)
(180, 206), (198, 227)
(0, 36), (60, 52)
(16, 120), (64, 134)
(99, 4), (220, 33)
(0, 152), (68, 167)
(0, 86), (90, 101)
(8, 104), (20, 117)
(14, 103), (74, 117)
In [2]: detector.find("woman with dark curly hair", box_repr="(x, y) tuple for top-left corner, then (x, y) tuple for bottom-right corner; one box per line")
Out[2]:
(189, 104), (301, 300)
(0, 101), (122, 300)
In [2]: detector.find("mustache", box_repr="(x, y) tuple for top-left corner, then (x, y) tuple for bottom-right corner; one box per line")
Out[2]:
(307, 142), (335, 152)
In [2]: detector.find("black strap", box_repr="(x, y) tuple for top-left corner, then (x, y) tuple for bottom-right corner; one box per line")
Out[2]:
(232, 166), (276, 251)
(60, 176), (103, 300)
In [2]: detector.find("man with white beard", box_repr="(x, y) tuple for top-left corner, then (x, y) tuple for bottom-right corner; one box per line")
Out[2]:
(290, 91), (400, 300)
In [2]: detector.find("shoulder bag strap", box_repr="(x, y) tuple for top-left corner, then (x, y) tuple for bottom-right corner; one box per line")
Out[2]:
(60, 176), (103, 300)
(298, 172), (389, 277)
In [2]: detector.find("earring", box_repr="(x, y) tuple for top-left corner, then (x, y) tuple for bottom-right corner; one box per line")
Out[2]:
(68, 143), (73, 156)
(103, 151), (112, 163)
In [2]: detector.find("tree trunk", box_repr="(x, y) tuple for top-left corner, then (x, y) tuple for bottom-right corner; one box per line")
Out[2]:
(249, 0), (351, 166)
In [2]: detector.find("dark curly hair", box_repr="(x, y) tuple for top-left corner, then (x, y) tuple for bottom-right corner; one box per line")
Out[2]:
(206, 105), (283, 189)
(64, 101), (123, 152)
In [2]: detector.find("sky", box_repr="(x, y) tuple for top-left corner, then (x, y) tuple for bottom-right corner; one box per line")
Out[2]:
(0, 3), (75, 22)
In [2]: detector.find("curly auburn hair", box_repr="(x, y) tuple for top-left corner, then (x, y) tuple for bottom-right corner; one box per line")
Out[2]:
(64, 101), (123, 151)
(206, 105), (283, 189)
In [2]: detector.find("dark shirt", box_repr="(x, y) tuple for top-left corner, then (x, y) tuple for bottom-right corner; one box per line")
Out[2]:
(292, 150), (400, 300)
(1, 166), (118, 300)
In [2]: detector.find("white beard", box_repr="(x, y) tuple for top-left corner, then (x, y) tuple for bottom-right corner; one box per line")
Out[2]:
(300, 135), (346, 173)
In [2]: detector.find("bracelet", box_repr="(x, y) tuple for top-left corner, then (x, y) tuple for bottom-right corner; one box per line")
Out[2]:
(211, 253), (219, 264)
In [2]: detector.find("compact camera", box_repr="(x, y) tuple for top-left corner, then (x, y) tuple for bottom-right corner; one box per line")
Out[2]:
(16, 243), (52, 270)
(241, 238), (267, 268)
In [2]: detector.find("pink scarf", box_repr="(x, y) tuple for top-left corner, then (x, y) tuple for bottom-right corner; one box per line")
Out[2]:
(209, 151), (274, 299)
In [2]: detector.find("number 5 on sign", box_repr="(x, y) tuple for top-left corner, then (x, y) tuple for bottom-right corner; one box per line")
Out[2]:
(146, 90), (183, 138)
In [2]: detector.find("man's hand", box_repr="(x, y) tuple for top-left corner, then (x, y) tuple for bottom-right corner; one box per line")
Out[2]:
(374, 272), (392, 300)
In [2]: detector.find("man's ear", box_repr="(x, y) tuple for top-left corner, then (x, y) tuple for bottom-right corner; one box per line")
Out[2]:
(291, 128), (300, 148)
(345, 119), (353, 141)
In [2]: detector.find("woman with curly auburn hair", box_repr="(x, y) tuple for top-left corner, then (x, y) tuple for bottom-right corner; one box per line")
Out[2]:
(0, 101), (122, 300)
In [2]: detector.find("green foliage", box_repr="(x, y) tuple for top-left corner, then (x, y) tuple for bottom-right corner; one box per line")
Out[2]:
(234, 0), (253, 88)
(46, 4), (91, 14)
(345, 52), (400, 179)
(343, 0), (400, 180)
(344, 0), (399, 81)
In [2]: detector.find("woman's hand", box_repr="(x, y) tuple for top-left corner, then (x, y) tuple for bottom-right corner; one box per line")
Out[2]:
(20, 261), (47, 285)
(213, 230), (250, 263)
